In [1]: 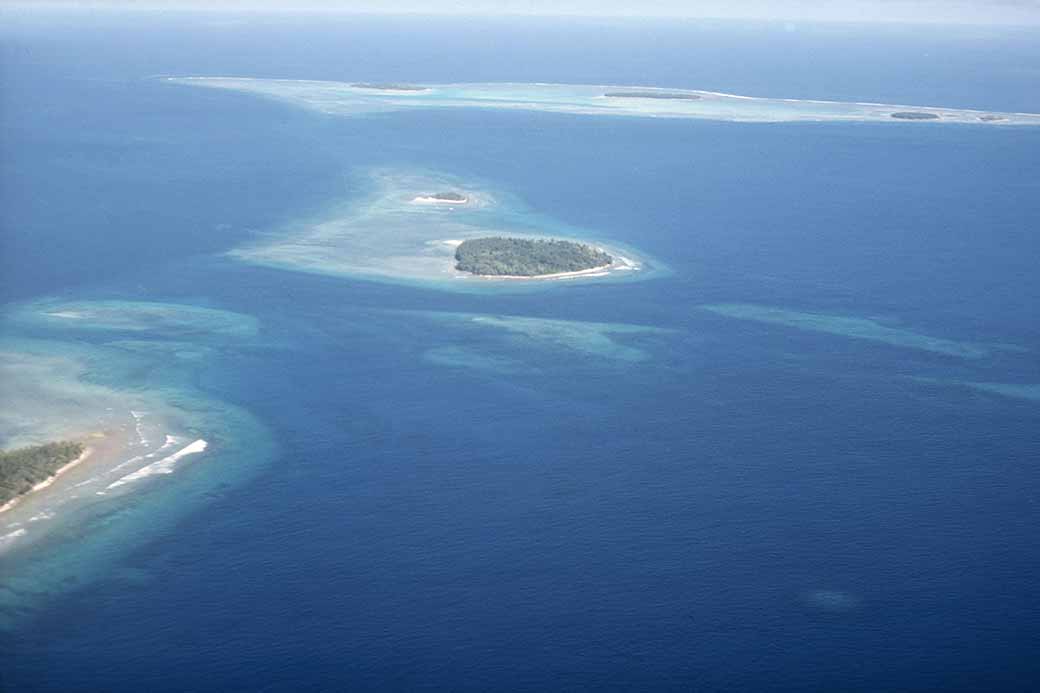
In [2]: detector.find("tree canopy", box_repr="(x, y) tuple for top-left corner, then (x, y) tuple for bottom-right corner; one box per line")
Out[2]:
(0, 441), (84, 506)
(455, 237), (612, 276)
(604, 91), (701, 101)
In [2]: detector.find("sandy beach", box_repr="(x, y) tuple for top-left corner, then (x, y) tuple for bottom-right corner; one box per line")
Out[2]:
(472, 262), (616, 281)
(0, 429), (132, 552)
(453, 246), (640, 281)
(0, 444), (95, 515)
(0, 410), (208, 555)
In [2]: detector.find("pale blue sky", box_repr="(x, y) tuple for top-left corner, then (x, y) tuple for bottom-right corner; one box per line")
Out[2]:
(6, 0), (1040, 25)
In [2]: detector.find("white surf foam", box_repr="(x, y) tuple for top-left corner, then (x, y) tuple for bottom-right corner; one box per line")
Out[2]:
(0, 528), (27, 546)
(100, 439), (208, 493)
(130, 409), (150, 446)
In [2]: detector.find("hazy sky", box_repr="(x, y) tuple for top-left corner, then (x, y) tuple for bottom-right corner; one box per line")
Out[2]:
(6, 0), (1040, 25)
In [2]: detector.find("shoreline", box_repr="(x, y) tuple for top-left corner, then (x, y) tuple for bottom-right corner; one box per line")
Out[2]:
(168, 77), (1040, 126)
(450, 245), (641, 281)
(469, 262), (616, 281)
(0, 411), (210, 556)
(0, 444), (95, 515)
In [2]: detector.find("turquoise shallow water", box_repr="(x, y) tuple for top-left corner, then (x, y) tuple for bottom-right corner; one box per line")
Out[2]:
(172, 76), (1040, 124)
(1, 13), (1040, 691)
(0, 298), (276, 627)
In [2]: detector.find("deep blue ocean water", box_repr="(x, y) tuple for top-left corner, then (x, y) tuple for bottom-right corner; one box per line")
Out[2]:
(2, 13), (1040, 691)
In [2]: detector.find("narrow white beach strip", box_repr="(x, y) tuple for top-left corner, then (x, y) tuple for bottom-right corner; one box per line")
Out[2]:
(28, 447), (92, 494)
(101, 439), (208, 493)
(475, 263), (616, 281)
(0, 446), (93, 514)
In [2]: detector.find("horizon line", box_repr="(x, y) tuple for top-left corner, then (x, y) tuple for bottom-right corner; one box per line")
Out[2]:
(3, 3), (1040, 28)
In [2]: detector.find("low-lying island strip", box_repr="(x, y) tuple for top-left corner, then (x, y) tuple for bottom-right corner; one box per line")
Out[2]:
(454, 237), (614, 278)
(0, 441), (87, 513)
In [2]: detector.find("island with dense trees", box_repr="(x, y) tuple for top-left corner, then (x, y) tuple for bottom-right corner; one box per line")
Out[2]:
(413, 190), (469, 204)
(455, 237), (613, 277)
(604, 91), (702, 101)
(0, 441), (85, 508)
(351, 83), (427, 92)
(890, 111), (940, 120)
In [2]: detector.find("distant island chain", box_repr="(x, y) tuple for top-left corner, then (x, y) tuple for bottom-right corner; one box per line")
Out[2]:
(169, 78), (1040, 125)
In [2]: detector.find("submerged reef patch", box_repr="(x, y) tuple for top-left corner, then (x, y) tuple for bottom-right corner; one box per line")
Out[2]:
(963, 382), (1040, 401)
(407, 310), (672, 363)
(913, 377), (1040, 403)
(0, 343), (155, 450)
(701, 304), (992, 359)
(0, 298), (273, 629)
(227, 168), (652, 291)
(422, 345), (534, 375)
(803, 589), (862, 613)
(10, 299), (258, 339)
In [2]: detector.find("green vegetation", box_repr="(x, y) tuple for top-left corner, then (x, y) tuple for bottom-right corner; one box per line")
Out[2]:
(430, 191), (467, 201)
(351, 83), (427, 92)
(890, 111), (940, 120)
(0, 441), (84, 507)
(604, 91), (701, 101)
(455, 237), (612, 277)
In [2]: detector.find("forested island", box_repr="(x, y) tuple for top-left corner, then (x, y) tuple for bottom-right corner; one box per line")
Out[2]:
(413, 191), (468, 204)
(890, 111), (940, 120)
(455, 237), (613, 277)
(0, 441), (84, 507)
(605, 91), (702, 100)
(351, 83), (427, 91)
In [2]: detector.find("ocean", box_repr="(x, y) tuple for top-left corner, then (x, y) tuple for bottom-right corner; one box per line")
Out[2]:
(1, 12), (1039, 691)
